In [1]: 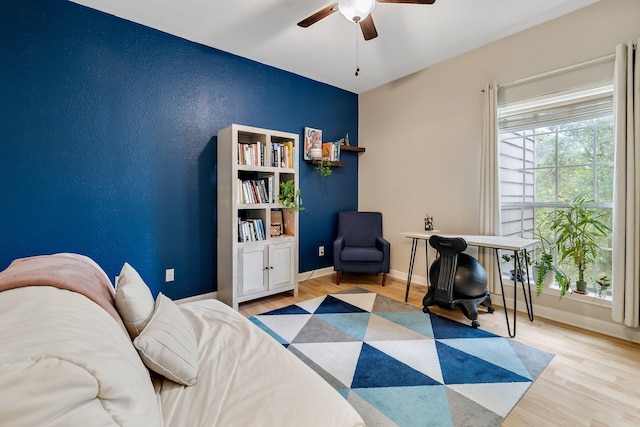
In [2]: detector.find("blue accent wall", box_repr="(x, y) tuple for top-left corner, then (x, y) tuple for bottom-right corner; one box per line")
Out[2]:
(0, 0), (358, 298)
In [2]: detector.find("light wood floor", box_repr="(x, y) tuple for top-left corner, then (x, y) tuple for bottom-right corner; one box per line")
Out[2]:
(239, 273), (640, 427)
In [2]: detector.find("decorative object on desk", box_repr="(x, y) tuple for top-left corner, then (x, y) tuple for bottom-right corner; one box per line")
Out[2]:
(304, 127), (322, 160)
(424, 214), (434, 231)
(250, 287), (554, 427)
(316, 159), (333, 177)
(278, 180), (304, 212)
(549, 196), (610, 294)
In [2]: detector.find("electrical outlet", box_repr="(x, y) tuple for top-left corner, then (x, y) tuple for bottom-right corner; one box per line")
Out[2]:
(318, 246), (325, 256)
(165, 268), (175, 282)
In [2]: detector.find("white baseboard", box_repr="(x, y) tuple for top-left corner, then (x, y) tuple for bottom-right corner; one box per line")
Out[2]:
(494, 294), (640, 344)
(298, 267), (335, 282)
(390, 268), (640, 344)
(175, 291), (217, 304)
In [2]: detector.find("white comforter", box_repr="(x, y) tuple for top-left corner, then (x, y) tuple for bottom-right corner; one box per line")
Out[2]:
(0, 285), (364, 426)
(0, 286), (163, 426)
(158, 299), (365, 427)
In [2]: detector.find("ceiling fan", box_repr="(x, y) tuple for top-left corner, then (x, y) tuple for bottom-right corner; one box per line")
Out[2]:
(297, 0), (436, 41)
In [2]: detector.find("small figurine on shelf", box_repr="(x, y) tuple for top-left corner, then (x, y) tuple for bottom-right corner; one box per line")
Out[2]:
(424, 214), (434, 231)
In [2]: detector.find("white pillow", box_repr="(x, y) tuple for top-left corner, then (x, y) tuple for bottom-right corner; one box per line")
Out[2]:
(133, 293), (198, 386)
(115, 262), (155, 339)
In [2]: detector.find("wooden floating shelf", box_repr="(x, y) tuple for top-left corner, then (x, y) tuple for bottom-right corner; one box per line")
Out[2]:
(340, 145), (365, 153)
(303, 146), (364, 168)
(305, 159), (346, 167)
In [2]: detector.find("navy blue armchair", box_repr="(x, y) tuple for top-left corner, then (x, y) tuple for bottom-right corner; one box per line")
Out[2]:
(333, 211), (390, 286)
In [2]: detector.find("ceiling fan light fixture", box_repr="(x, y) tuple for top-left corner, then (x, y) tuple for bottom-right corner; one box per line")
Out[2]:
(338, 0), (375, 23)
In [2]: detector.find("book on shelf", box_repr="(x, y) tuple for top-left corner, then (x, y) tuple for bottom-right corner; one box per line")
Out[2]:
(237, 142), (266, 167)
(238, 218), (266, 242)
(238, 178), (273, 204)
(271, 141), (294, 168)
(321, 140), (341, 162)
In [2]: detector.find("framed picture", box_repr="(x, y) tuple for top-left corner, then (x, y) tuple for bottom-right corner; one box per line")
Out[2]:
(303, 127), (322, 160)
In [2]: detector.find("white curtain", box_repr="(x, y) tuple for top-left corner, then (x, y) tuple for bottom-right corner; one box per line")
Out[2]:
(612, 40), (640, 328)
(479, 82), (500, 294)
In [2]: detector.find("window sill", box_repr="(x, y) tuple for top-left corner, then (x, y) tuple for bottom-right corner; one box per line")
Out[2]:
(501, 278), (612, 308)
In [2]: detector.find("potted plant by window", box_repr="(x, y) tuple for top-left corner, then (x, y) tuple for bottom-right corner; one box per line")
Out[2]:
(550, 196), (610, 294)
(501, 251), (530, 282)
(534, 251), (554, 296)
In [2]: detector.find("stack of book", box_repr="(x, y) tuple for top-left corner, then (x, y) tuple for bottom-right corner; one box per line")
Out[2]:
(272, 141), (294, 168)
(238, 177), (274, 204)
(238, 141), (266, 166)
(238, 218), (266, 242)
(321, 140), (340, 162)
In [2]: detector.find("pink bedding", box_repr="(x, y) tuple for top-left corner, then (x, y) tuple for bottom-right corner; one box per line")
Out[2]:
(0, 253), (123, 326)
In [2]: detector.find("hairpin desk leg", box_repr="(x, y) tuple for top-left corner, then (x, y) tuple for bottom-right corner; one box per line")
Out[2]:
(405, 238), (418, 302)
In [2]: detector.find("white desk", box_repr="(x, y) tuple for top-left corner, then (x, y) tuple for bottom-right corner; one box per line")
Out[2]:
(402, 232), (539, 337)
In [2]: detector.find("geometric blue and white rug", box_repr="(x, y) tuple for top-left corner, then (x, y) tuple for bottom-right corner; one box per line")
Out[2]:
(249, 287), (554, 427)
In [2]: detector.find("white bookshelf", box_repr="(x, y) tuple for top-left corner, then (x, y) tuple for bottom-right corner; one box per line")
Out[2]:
(217, 124), (299, 310)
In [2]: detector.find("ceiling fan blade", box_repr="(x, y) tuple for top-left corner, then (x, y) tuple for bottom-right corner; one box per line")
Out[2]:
(297, 3), (338, 28)
(377, 0), (436, 4)
(359, 15), (378, 41)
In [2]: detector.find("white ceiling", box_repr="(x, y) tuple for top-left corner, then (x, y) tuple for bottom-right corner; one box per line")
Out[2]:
(70, 0), (601, 94)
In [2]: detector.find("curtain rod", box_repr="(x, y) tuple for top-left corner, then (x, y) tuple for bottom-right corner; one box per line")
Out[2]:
(499, 52), (616, 89)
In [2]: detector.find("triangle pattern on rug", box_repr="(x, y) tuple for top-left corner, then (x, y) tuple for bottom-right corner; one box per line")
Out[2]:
(249, 287), (554, 427)
(315, 295), (368, 314)
(367, 339), (444, 384)
(354, 385), (452, 427)
(252, 313), (311, 343)
(436, 340), (531, 384)
(352, 342), (441, 388)
(291, 341), (363, 387)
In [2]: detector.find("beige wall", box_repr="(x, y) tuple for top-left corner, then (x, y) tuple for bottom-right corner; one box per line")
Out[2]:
(358, 0), (640, 340)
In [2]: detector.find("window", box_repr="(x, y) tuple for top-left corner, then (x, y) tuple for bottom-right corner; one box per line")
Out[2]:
(498, 85), (614, 298)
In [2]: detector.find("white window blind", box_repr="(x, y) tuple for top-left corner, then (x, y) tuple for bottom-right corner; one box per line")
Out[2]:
(499, 84), (613, 132)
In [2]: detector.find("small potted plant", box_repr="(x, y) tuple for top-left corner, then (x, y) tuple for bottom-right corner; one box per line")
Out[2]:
(501, 250), (530, 282)
(533, 251), (554, 296)
(550, 196), (610, 294)
(278, 180), (303, 236)
(316, 160), (332, 177)
(595, 271), (611, 297)
(279, 180), (303, 212)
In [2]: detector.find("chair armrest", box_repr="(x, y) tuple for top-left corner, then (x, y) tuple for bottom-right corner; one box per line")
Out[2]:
(376, 236), (391, 271)
(333, 237), (345, 270)
(375, 236), (390, 253)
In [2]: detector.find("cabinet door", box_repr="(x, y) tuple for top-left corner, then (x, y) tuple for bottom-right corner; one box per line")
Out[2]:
(238, 245), (268, 297)
(268, 242), (294, 290)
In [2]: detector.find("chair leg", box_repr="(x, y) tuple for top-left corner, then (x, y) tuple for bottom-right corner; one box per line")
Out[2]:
(381, 273), (387, 287)
(336, 271), (341, 285)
